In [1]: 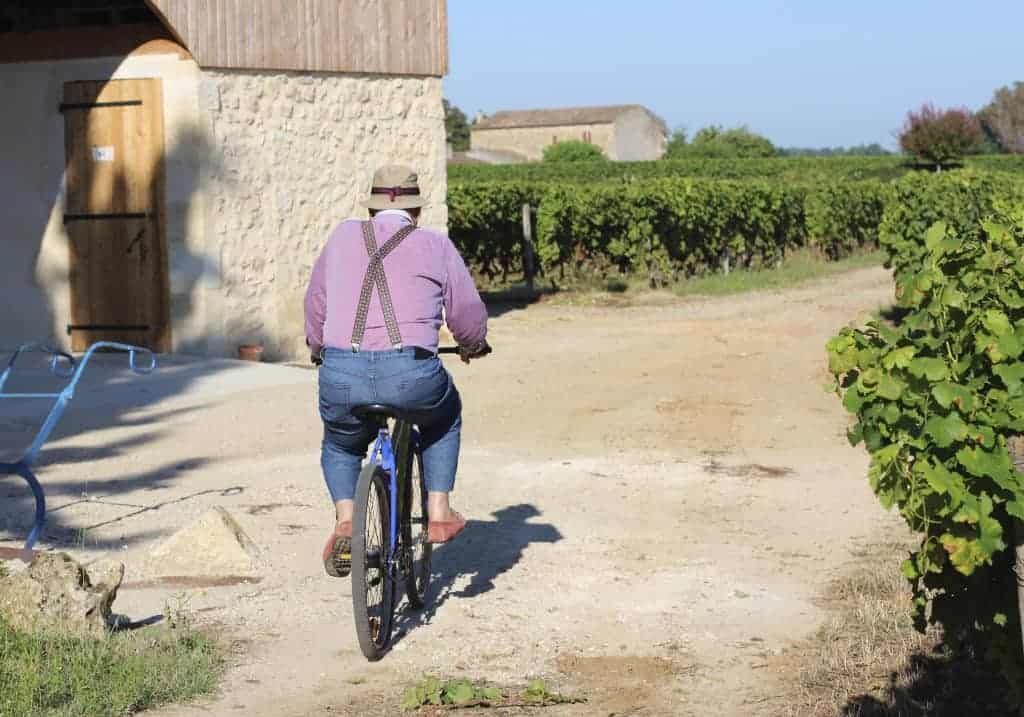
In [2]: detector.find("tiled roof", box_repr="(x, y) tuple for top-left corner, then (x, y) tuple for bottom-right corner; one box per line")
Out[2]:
(474, 104), (658, 130)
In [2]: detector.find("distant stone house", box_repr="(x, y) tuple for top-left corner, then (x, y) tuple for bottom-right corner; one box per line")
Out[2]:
(470, 105), (668, 162)
(1, 0), (449, 360)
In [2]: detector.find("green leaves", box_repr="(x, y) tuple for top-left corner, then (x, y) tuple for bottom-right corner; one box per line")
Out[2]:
(907, 357), (949, 382)
(994, 364), (1024, 395)
(982, 310), (1013, 336)
(956, 445), (1012, 480)
(901, 557), (920, 580)
(924, 412), (969, 448)
(827, 334), (860, 375)
(401, 677), (504, 711)
(924, 220), (949, 250)
(827, 201), (1024, 672)
(452, 171), (890, 285)
(882, 346), (917, 370)
(919, 460), (963, 499)
(876, 374), (906, 400)
(522, 679), (582, 706)
(445, 680), (478, 705)
(932, 382), (975, 411)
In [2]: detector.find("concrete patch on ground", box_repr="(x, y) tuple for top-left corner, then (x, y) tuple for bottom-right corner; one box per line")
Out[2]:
(139, 506), (260, 581)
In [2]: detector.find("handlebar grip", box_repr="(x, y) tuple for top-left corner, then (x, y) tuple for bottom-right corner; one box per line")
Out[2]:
(438, 345), (492, 357)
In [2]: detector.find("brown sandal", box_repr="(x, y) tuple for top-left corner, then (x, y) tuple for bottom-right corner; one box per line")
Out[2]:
(322, 521), (353, 578)
(427, 512), (467, 544)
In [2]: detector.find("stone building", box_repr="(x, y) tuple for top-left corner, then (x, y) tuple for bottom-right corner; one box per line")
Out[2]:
(470, 105), (667, 162)
(1, 0), (449, 359)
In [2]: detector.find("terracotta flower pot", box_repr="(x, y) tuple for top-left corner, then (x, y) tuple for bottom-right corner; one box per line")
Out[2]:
(238, 344), (264, 362)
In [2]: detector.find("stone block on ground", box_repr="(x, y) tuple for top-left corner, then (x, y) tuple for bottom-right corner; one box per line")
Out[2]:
(143, 506), (260, 579)
(0, 552), (124, 639)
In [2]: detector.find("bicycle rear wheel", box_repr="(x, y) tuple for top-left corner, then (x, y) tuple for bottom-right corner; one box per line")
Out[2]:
(351, 463), (395, 661)
(403, 449), (432, 609)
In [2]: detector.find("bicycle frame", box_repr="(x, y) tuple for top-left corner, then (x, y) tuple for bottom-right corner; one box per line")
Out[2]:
(0, 342), (156, 550)
(368, 420), (421, 575)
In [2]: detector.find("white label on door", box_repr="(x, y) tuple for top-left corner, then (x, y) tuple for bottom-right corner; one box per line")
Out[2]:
(91, 146), (115, 162)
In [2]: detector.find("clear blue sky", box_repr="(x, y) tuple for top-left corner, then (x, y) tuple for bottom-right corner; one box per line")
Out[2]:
(445, 1), (1023, 149)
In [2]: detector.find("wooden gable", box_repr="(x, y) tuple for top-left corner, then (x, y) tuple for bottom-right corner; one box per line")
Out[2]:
(145, 0), (448, 77)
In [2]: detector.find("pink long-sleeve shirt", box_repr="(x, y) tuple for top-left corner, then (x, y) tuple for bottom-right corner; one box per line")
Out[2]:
(304, 212), (488, 354)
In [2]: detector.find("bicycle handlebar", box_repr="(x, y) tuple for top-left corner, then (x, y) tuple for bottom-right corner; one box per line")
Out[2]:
(311, 345), (491, 365)
(439, 345), (493, 357)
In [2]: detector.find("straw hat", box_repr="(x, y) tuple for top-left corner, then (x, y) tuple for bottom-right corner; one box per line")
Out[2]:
(361, 164), (427, 210)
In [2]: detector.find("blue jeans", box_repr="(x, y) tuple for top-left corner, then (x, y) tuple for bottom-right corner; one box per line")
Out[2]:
(318, 347), (462, 502)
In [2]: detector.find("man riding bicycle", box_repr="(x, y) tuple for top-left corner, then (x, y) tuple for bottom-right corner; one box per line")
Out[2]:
(304, 165), (490, 578)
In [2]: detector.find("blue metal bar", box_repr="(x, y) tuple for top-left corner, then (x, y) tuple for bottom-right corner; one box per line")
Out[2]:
(22, 393), (71, 467)
(0, 394), (64, 400)
(377, 430), (400, 571)
(0, 343), (75, 393)
(63, 341), (156, 399)
(0, 341), (156, 551)
(1, 462), (47, 551)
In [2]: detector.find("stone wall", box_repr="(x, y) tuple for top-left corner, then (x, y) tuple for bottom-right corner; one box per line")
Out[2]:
(200, 70), (447, 360)
(471, 123), (616, 161)
(613, 107), (667, 161)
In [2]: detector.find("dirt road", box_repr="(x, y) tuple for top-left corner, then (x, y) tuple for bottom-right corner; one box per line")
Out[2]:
(0, 267), (900, 716)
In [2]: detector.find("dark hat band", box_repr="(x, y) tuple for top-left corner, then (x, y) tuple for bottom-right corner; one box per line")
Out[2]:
(370, 186), (421, 202)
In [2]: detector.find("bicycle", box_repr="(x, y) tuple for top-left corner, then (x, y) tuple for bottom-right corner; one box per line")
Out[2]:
(333, 345), (487, 661)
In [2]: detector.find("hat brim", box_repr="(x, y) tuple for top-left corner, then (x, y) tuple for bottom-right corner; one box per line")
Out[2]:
(361, 195), (427, 211)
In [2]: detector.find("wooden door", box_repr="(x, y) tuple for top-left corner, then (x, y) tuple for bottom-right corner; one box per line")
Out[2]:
(62, 79), (170, 352)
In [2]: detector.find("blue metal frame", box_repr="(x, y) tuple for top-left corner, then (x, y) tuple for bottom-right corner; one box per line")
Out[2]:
(0, 341), (156, 550)
(368, 424), (421, 577)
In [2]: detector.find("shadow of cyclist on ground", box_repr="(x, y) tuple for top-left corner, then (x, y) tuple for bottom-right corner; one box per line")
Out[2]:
(392, 503), (562, 638)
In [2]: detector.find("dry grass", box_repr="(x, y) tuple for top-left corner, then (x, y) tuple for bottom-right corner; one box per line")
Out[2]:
(773, 540), (1013, 717)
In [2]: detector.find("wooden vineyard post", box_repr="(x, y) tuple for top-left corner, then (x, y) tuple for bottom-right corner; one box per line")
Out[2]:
(1012, 436), (1024, 657)
(521, 203), (536, 292)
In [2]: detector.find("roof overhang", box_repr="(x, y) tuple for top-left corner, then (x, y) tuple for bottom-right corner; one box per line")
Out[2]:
(144, 0), (448, 76)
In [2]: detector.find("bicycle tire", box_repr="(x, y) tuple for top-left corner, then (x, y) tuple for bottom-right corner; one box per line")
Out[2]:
(351, 463), (395, 661)
(403, 448), (432, 609)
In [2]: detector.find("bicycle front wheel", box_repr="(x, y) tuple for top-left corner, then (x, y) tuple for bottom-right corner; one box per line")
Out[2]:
(351, 463), (395, 661)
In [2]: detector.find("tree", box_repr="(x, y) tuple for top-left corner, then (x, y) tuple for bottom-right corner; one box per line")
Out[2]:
(664, 124), (777, 159)
(847, 143), (892, 156)
(443, 99), (470, 152)
(664, 127), (688, 159)
(898, 104), (982, 168)
(979, 82), (1024, 154)
(779, 143), (892, 157)
(542, 140), (606, 162)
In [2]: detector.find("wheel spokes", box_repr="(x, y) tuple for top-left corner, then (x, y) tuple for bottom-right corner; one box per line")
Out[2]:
(362, 479), (389, 641)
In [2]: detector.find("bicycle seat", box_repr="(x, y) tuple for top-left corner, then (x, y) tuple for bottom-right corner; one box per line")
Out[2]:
(351, 404), (434, 425)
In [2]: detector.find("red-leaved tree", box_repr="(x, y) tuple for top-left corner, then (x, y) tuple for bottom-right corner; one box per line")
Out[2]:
(898, 104), (982, 168)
